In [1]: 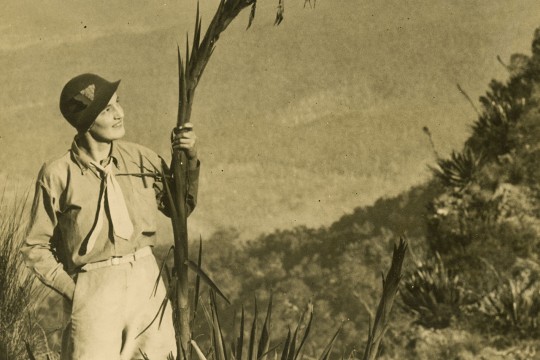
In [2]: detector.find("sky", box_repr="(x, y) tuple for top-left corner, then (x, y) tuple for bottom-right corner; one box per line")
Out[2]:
(1, 0), (540, 239)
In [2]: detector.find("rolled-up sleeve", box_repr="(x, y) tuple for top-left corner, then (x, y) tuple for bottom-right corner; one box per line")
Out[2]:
(155, 159), (200, 218)
(186, 159), (200, 216)
(20, 165), (75, 300)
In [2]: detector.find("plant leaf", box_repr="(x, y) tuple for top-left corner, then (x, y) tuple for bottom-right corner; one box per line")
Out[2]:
(362, 238), (407, 360)
(136, 296), (169, 339)
(192, 339), (209, 360)
(274, 0), (284, 25)
(211, 291), (228, 360)
(294, 302), (313, 360)
(287, 324), (298, 360)
(193, 236), (203, 319)
(248, 297), (259, 360)
(257, 293), (273, 360)
(258, 343), (282, 360)
(139, 349), (151, 360)
(186, 259), (231, 304)
(319, 324), (342, 360)
(153, 245), (174, 297)
(280, 328), (292, 360)
(237, 305), (245, 360)
(25, 342), (36, 360)
(247, 0), (257, 29)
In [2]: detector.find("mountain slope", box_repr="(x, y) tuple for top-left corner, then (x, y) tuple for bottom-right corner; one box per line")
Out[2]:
(1, 1), (539, 237)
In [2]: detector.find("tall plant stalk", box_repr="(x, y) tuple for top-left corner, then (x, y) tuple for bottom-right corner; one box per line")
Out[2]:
(362, 238), (407, 360)
(169, 0), (285, 357)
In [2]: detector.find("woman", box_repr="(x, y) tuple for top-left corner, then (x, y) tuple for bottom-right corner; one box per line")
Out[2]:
(21, 73), (199, 359)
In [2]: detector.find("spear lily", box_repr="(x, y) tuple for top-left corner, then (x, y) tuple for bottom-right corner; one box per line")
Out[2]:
(163, 0), (286, 357)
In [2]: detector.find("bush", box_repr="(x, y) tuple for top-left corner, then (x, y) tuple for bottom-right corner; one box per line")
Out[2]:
(431, 148), (483, 189)
(0, 194), (52, 359)
(473, 262), (540, 339)
(400, 254), (465, 329)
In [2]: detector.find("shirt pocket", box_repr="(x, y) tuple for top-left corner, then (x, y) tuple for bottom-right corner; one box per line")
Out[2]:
(133, 187), (158, 235)
(58, 202), (91, 257)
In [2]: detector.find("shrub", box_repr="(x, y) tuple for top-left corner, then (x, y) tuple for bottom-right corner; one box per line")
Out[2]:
(405, 327), (484, 360)
(400, 254), (465, 329)
(474, 264), (540, 338)
(431, 148), (483, 189)
(0, 194), (51, 359)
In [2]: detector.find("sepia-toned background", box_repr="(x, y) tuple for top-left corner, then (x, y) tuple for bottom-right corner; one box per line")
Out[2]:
(3, 1), (540, 358)
(1, 0), (537, 239)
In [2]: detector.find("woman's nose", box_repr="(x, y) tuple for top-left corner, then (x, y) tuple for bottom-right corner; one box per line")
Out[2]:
(112, 103), (124, 119)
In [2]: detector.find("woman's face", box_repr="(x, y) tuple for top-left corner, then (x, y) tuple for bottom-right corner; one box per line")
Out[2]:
(88, 92), (125, 142)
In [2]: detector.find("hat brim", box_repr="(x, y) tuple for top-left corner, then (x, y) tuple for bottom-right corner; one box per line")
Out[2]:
(76, 79), (121, 132)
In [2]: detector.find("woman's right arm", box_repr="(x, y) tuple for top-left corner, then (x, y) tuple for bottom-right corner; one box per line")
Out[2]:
(20, 164), (76, 301)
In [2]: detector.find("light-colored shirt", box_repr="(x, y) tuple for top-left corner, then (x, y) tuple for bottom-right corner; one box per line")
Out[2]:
(21, 138), (199, 300)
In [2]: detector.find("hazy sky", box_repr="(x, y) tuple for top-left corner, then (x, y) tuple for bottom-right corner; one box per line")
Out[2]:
(2, 1), (540, 238)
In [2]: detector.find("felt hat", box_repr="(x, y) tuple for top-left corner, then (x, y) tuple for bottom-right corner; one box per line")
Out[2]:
(59, 73), (121, 132)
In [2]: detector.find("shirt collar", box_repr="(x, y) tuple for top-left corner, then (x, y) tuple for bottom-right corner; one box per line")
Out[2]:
(109, 141), (122, 169)
(70, 137), (121, 174)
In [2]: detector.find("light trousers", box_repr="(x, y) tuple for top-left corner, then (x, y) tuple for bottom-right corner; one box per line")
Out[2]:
(61, 253), (176, 360)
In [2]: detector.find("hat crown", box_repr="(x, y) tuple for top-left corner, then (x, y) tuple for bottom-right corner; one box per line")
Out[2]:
(60, 73), (106, 115)
(59, 73), (120, 132)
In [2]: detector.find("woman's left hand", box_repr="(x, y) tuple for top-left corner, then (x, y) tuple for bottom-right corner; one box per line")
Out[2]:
(172, 122), (198, 161)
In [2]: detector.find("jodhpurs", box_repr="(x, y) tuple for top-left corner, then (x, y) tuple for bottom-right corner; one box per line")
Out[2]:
(61, 249), (176, 360)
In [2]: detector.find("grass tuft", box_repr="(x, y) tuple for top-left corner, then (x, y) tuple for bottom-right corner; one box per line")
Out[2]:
(0, 191), (49, 359)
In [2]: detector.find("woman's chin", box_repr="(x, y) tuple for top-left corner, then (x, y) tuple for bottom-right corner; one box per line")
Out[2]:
(109, 127), (126, 140)
(115, 127), (126, 139)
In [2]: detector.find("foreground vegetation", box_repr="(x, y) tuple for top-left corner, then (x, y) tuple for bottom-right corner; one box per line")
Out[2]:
(0, 194), (407, 360)
(0, 194), (53, 360)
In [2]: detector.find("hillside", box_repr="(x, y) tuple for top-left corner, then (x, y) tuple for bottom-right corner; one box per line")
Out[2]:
(2, 1), (539, 238)
(4, 2), (540, 359)
(199, 27), (540, 358)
